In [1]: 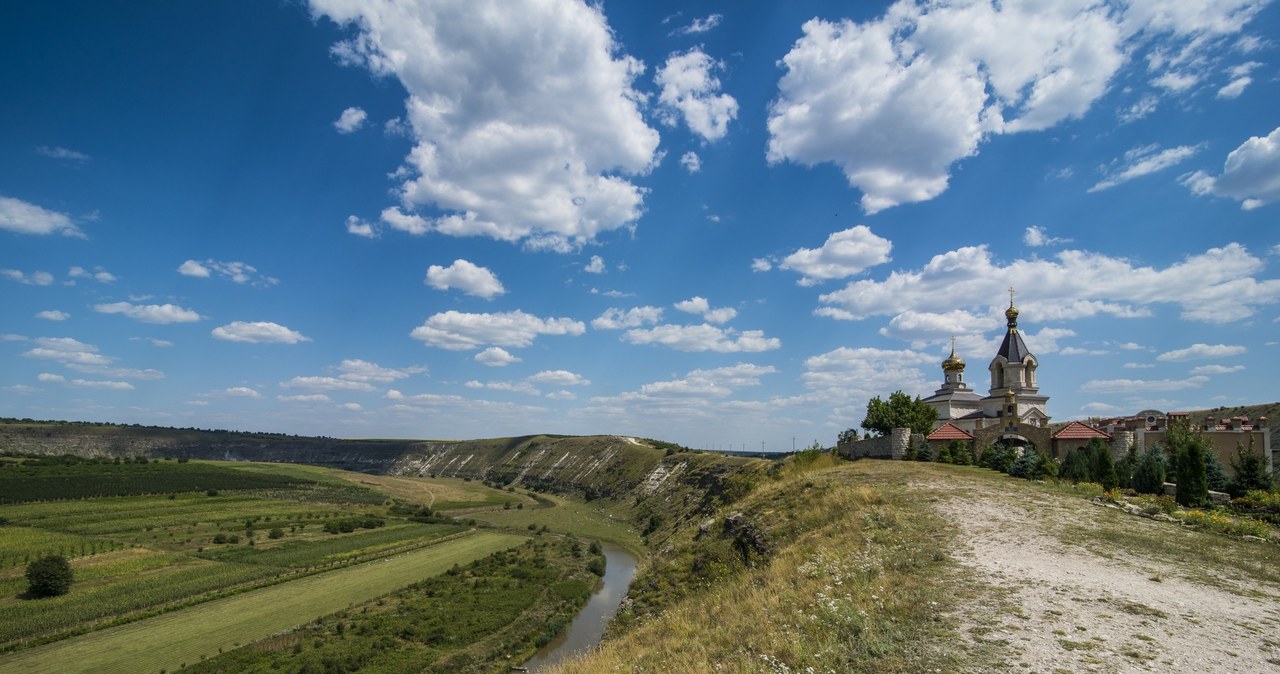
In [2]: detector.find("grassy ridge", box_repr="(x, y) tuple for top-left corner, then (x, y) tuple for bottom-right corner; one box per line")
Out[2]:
(0, 532), (526, 674)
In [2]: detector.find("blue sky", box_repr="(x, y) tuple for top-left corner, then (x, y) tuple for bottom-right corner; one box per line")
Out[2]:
(2, 0), (1278, 451)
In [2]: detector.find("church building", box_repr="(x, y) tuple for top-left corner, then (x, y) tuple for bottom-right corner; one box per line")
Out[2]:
(922, 290), (1050, 436)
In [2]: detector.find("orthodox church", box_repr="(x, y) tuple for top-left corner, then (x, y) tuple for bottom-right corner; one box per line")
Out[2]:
(922, 290), (1050, 434)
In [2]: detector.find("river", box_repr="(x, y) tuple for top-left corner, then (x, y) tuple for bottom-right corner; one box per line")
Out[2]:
(521, 543), (638, 671)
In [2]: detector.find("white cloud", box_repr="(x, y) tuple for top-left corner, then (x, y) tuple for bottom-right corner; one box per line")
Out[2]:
(465, 379), (541, 396)
(765, 1), (1265, 213)
(527, 370), (590, 387)
(1156, 343), (1246, 361)
(1217, 61), (1261, 99)
(584, 255), (605, 274)
(410, 310), (585, 350)
(36, 146), (90, 162)
(1117, 342), (1146, 351)
(1124, 362), (1156, 369)
(36, 310), (69, 321)
(212, 321), (310, 344)
(803, 346), (935, 404)
(622, 323), (780, 353)
(178, 259), (277, 286)
(95, 302), (202, 325)
(341, 402), (363, 411)
(0, 196), (83, 236)
(817, 242), (1280, 325)
(673, 13), (721, 35)
(222, 387), (263, 398)
(1080, 376), (1209, 393)
(1182, 126), (1280, 210)
(545, 390), (577, 401)
(1118, 95), (1159, 123)
(68, 266), (116, 283)
(778, 226), (892, 285)
(1059, 347), (1108, 356)
(334, 106), (368, 133)
(425, 259), (505, 299)
(751, 258), (773, 273)
(475, 346), (522, 367)
(877, 309), (1001, 345)
(1190, 364), (1246, 375)
(279, 394), (333, 403)
(591, 306), (663, 330)
(37, 373), (65, 383)
(280, 376), (375, 393)
(147, 338), (174, 348)
(345, 215), (377, 238)
(2, 269), (55, 286)
(23, 337), (112, 367)
(69, 379), (134, 391)
(674, 296), (737, 324)
(1089, 144), (1201, 192)
(655, 48), (738, 142)
(1, 334), (26, 341)
(680, 151), (701, 173)
(336, 359), (423, 383)
(592, 364), (777, 409)
(313, 0), (660, 252)
(379, 206), (432, 235)
(1023, 225), (1071, 247)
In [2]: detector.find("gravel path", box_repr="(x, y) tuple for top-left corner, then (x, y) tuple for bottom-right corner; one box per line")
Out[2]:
(929, 478), (1280, 673)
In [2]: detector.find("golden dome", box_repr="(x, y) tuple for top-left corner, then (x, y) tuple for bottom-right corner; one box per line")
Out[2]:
(942, 347), (965, 372)
(1005, 303), (1019, 321)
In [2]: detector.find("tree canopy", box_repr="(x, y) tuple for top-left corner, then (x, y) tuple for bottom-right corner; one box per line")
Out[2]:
(861, 390), (937, 437)
(26, 555), (73, 598)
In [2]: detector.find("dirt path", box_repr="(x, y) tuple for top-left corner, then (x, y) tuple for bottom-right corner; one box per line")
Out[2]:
(925, 474), (1280, 673)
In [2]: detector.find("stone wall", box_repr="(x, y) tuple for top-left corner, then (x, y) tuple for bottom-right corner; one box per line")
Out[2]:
(837, 428), (920, 460)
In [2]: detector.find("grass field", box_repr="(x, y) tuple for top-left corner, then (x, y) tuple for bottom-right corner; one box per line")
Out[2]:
(473, 492), (642, 554)
(328, 472), (521, 510)
(0, 532), (526, 674)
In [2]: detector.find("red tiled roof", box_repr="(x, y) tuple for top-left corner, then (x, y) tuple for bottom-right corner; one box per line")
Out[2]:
(1052, 420), (1111, 440)
(927, 422), (974, 440)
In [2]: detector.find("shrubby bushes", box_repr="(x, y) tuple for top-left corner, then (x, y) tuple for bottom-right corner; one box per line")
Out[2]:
(26, 554), (73, 598)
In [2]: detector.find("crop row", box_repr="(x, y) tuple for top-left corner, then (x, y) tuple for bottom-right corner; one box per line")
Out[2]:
(0, 559), (275, 645)
(0, 526), (123, 570)
(199, 522), (463, 568)
(0, 462), (315, 503)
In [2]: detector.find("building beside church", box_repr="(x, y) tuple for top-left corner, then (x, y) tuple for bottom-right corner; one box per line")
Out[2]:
(922, 290), (1050, 438)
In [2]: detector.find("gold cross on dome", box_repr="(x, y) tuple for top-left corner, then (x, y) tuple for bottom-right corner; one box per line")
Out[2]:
(1008, 286), (1015, 306)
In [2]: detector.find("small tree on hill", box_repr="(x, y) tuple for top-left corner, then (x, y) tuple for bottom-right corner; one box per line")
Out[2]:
(1166, 418), (1208, 507)
(1114, 444), (1137, 489)
(861, 390), (937, 437)
(914, 440), (932, 462)
(1131, 446), (1167, 495)
(1203, 450), (1229, 493)
(983, 444), (1016, 474)
(1087, 439), (1118, 491)
(1228, 439), (1273, 497)
(948, 440), (972, 466)
(1009, 446), (1057, 481)
(935, 442), (953, 464)
(1060, 447), (1091, 484)
(26, 555), (73, 598)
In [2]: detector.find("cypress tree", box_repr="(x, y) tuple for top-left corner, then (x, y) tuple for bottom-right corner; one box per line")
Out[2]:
(1087, 439), (1118, 491)
(1131, 447), (1167, 495)
(1060, 447), (1091, 483)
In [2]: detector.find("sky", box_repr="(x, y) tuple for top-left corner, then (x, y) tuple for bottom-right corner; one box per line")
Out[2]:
(2, 0), (1278, 452)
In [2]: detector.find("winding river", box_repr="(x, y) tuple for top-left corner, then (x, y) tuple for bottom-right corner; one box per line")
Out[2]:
(521, 543), (638, 671)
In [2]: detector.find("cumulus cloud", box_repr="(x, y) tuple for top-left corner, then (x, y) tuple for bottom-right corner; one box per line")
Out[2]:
(751, 258), (773, 273)
(584, 255), (605, 274)
(222, 386), (263, 398)
(425, 259), (505, 298)
(312, 0), (660, 252)
(36, 145), (91, 162)
(680, 151), (701, 173)
(778, 226), (892, 285)
(1023, 226), (1071, 247)
(1156, 343), (1246, 361)
(622, 323), (780, 353)
(765, 1), (1264, 213)
(475, 346), (521, 367)
(334, 106), (368, 133)
(336, 359), (424, 383)
(1118, 94), (1159, 123)
(591, 306), (663, 330)
(212, 321), (310, 344)
(0, 196), (83, 236)
(410, 310), (585, 350)
(36, 310), (69, 321)
(803, 347), (936, 403)
(1190, 364), (1246, 375)
(673, 296), (737, 324)
(1080, 376), (1209, 393)
(465, 379), (541, 396)
(178, 259), (278, 286)
(66, 364), (165, 380)
(817, 242), (1280, 325)
(280, 376), (375, 392)
(527, 370), (591, 387)
(95, 302), (202, 324)
(2, 269), (55, 286)
(1182, 126), (1280, 210)
(345, 215), (377, 238)
(673, 13), (721, 35)
(23, 337), (112, 366)
(68, 266), (116, 283)
(1217, 61), (1261, 99)
(655, 48), (738, 142)
(69, 378), (134, 391)
(279, 394), (333, 403)
(1089, 143), (1201, 192)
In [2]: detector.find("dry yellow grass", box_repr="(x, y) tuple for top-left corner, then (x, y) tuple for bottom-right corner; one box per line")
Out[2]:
(327, 473), (521, 508)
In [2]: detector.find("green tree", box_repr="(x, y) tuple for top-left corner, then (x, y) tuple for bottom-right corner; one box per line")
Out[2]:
(935, 442), (953, 464)
(1203, 450), (1229, 493)
(1114, 444), (1137, 489)
(1009, 446), (1057, 481)
(983, 444), (1016, 474)
(1166, 419), (1209, 507)
(26, 555), (73, 598)
(1131, 447), (1167, 495)
(914, 440), (932, 462)
(1060, 447), (1091, 483)
(1087, 439), (1118, 491)
(1228, 439), (1273, 497)
(948, 440), (971, 466)
(861, 390), (937, 437)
